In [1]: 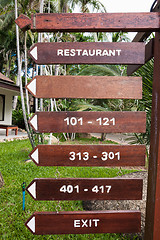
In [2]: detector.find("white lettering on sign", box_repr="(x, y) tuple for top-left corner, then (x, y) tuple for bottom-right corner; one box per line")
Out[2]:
(59, 185), (112, 194)
(64, 117), (116, 126)
(92, 185), (112, 194)
(57, 49), (122, 57)
(69, 152), (89, 161)
(96, 117), (115, 126)
(60, 185), (80, 193)
(74, 219), (100, 228)
(69, 151), (120, 161)
(101, 152), (120, 161)
(64, 117), (83, 126)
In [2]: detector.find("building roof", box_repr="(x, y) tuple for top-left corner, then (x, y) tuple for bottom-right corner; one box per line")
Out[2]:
(0, 72), (20, 94)
(0, 72), (14, 83)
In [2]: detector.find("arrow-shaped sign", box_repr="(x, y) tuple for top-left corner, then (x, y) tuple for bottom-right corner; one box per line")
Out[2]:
(27, 181), (36, 199)
(29, 114), (38, 131)
(26, 216), (35, 234)
(15, 13), (160, 32)
(26, 178), (143, 201)
(28, 111), (146, 133)
(28, 42), (145, 65)
(26, 75), (142, 99)
(30, 144), (146, 167)
(25, 211), (141, 235)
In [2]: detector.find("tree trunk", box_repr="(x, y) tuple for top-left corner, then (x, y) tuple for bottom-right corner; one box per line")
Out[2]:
(15, 0), (35, 148)
(24, 31), (30, 116)
(0, 172), (4, 188)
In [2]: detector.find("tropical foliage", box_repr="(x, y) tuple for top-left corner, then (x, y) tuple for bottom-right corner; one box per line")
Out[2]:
(0, 0), (154, 147)
(133, 59), (154, 146)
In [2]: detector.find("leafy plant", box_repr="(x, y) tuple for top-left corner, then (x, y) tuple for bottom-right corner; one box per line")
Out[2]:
(133, 59), (154, 146)
(12, 109), (25, 129)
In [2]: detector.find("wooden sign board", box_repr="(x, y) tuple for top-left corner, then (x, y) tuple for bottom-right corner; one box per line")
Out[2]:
(26, 178), (143, 201)
(15, 12), (160, 32)
(26, 75), (142, 99)
(28, 42), (145, 65)
(30, 144), (146, 167)
(25, 211), (141, 235)
(28, 111), (146, 133)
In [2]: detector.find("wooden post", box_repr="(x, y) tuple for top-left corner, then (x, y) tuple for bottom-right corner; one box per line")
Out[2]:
(144, 32), (160, 240)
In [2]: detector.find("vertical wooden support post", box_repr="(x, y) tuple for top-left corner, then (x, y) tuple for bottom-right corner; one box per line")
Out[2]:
(144, 32), (160, 240)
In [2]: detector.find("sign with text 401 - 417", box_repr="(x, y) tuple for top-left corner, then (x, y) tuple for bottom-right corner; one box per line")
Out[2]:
(26, 178), (143, 201)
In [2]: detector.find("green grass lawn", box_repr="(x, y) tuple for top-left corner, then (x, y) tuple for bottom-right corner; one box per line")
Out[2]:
(0, 139), (140, 240)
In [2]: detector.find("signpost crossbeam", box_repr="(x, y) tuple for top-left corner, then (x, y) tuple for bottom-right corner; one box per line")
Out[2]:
(15, 12), (160, 32)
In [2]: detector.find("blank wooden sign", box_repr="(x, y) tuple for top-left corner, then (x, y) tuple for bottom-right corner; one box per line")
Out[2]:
(26, 75), (142, 99)
(30, 144), (146, 167)
(28, 42), (145, 65)
(28, 111), (146, 133)
(15, 12), (160, 32)
(25, 211), (141, 235)
(26, 178), (143, 201)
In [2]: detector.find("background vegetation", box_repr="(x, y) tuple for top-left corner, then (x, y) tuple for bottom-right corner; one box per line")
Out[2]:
(0, 1), (154, 239)
(0, 139), (139, 240)
(0, 0), (154, 147)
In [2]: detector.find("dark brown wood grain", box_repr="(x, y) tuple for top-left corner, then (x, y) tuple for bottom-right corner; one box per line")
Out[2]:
(25, 211), (141, 235)
(16, 13), (160, 32)
(30, 144), (146, 167)
(26, 178), (143, 201)
(28, 42), (145, 65)
(26, 75), (142, 99)
(29, 111), (146, 133)
(127, 38), (154, 75)
(144, 32), (160, 240)
(132, 32), (151, 42)
(152, 1), (160, 12)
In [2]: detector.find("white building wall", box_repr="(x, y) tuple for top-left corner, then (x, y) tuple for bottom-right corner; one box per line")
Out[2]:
(0, 88), (19, 125)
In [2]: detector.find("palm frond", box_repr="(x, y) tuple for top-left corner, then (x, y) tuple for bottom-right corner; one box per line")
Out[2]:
(78, 65), (121, 76)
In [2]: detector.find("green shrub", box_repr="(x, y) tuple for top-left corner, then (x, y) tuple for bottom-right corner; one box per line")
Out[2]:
(12, 109), (25, 129)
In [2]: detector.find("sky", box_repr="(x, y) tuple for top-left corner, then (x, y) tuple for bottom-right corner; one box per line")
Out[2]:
(99, 0), (155, 40)
(100, 0), (155, 13)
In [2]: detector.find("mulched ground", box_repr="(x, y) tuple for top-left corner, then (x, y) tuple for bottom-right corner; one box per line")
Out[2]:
(83, 171), (148, 239)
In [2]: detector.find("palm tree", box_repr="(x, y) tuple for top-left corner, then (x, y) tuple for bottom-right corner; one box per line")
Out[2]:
(132, 59), (153, 146)
(70, 0), (106, 13)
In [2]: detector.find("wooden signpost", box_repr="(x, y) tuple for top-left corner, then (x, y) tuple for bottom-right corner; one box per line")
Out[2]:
(28, 42), (145, 65)
(29, 111), (146, 133)
(16, 7), (160, 238)
(25, 211), (141, 235)
(26, 178), (143, 201)
(26, 75), (142, 99)
(30, 144), (146, 167)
